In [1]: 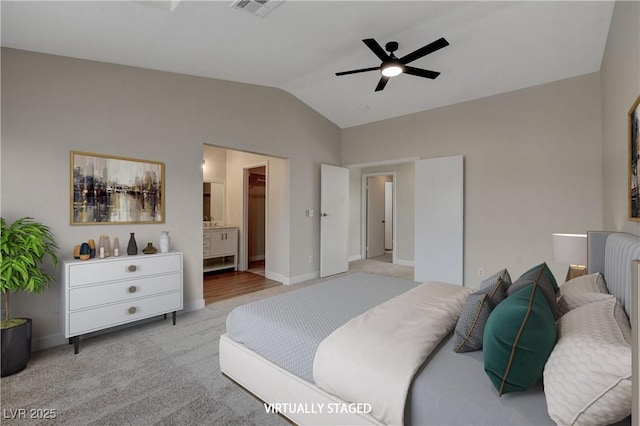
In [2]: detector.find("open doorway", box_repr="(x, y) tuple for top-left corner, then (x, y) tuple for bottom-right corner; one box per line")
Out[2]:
(365, 173), (394, 263)
(202, 145), (285, 305)
(246, 166), (267, 276)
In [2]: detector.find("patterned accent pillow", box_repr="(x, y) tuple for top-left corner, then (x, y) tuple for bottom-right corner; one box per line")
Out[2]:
(507, 263), (562, 320)
(557, 272), (613, 313)
(479, 268), (512, 295)
(544, 298), (631, 425)
(452, 271), (508, 353)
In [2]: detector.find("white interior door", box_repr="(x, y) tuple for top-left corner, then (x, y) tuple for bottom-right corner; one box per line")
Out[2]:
(385, 181), (393, 251)
(320, 164), (349, 277)
(366, 176), (386, 258)
(414, 156), (464, 285)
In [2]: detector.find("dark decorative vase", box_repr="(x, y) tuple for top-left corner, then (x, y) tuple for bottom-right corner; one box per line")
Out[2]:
(142, 243), (157, 255)
(1, 318), (32, 377)
(79, 242), (91, 260)
(127, 233), (138, 255)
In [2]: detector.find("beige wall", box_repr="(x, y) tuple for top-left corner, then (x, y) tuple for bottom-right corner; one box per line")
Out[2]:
(1, 48), (341, 345)
(342, 73), (604, 287)
(601, 0), (640, 236)
(203, 145), (227, 182)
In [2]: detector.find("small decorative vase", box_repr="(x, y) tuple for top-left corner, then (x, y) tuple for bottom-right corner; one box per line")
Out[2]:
(103, 235), (112, 257)
(79, 243), (91, 260)
(88, 239), (96, 258)
(98, 235), (105, 258)
(142, 242), (158, 255)
(127, 233), (138, 255)
(73, 245), (81, 259)
(113, 237), (121, 257)
(159, 231), (170, 253)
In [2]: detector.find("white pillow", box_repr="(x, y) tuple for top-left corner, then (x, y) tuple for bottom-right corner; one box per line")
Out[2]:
(557, 273), (613, 312)
(543, 298), (631, 425)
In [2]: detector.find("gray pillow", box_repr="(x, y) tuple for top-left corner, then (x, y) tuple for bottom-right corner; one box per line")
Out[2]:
(453, 277), (507, 353)
(479, 268), (512, 298)
(507, 263), (562, 320)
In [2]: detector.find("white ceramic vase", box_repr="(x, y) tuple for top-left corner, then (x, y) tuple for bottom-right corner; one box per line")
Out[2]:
(159, 231), (171, 253)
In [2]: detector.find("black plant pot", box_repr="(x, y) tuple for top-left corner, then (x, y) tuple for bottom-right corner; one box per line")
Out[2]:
(1, 318), (32, 377)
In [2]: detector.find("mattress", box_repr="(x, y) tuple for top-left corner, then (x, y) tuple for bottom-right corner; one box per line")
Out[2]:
(407, 333), (552, 425)
(226, 273), (418, 382)
(225, 272), (553, 425)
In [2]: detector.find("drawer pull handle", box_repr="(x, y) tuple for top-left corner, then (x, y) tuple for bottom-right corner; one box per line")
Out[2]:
(128, 265), (137, 272)
(128, 307), (137, 314)
(128, 286), (137, 293)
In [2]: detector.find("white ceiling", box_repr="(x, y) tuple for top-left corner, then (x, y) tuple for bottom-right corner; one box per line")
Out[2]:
(1, 1), (615, 129)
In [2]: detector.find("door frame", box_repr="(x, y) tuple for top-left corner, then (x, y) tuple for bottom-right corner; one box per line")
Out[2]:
(242, 162), (268, 272)
(361, 171), (397, 264)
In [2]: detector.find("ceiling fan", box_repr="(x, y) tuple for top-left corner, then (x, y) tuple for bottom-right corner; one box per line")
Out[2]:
(335, 37), (449, 92)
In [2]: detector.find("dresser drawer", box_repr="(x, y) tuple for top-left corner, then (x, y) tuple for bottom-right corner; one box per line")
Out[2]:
(68, 253), (181, 287)
(69, 273), (181, 310)
(68, 292), (181, 336)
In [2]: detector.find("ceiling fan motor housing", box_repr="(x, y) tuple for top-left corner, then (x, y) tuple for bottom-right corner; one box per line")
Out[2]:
(385, 41), (399, 53)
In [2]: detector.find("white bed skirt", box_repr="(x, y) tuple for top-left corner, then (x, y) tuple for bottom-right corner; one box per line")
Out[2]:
(219, 333), (382, 425)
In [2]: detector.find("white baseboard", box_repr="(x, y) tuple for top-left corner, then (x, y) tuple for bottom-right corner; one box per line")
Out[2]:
(348, 254), (362, 262)
(288, 271), (320, 285)
(265, 270), (319, 285)
(32, 299), (206, 352)
(183, 299), (205, 312)
(33, 333), (67, 352)
(395, 258), (414, 267)
(265, 270), (287, 284)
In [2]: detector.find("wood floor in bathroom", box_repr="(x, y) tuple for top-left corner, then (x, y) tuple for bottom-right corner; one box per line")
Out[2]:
(203, 263), (280, 305)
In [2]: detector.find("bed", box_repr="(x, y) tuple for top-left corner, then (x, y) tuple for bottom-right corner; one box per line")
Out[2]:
(219, 232), (639, 425)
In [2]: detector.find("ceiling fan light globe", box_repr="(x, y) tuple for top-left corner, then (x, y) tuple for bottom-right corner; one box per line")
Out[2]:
(381, 63), (403, 77)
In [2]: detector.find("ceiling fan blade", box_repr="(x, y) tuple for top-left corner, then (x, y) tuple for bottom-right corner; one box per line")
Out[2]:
(375, 76), (389, 92)
(404, 66), (441, 79)
(335, 67), (380, 76)
(363, 38), (390, 62)
(399, 37), (449, 65)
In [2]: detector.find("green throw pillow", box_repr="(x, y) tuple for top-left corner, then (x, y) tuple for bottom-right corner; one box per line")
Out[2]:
(483, 283), (557, 395)
(507, 262), (562, 320)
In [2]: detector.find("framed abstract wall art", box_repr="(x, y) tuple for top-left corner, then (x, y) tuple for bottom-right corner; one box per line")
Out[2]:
(71, 151), (165, 225)
(630, 96), (640, 221)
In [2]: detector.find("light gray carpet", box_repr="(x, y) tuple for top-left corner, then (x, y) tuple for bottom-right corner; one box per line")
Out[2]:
(0, 259), (413, 425)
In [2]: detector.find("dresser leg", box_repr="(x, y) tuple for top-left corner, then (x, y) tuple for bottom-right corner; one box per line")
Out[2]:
(163, 313), (167, 320)
(172, 311), (176, 326)
(68, 337), (73, 345)
(73, 336), (80, 354)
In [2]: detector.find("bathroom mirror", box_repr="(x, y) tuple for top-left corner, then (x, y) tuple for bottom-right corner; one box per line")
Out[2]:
(203, 180), (225, 223)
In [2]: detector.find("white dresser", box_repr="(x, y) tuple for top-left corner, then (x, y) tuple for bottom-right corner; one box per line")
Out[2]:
(203, 227), (238, 272)
(61, 251), (183, 354)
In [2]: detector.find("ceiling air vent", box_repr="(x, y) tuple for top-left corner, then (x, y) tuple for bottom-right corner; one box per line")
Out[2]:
(230, 0), (284, 17)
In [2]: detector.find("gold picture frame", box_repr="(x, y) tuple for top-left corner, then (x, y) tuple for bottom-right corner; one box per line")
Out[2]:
(71, 151), (165, 225)
(630, 96), (640, 222)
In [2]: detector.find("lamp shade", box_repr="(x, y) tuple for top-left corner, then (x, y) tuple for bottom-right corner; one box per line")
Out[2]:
(552, 233), (587, 267)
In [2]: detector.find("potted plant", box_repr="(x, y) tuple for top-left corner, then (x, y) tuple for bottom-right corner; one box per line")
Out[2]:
(1, 217), (58, 377)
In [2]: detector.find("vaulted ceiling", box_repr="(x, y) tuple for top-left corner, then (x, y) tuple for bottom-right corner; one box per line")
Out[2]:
(1, 1), (615, 128)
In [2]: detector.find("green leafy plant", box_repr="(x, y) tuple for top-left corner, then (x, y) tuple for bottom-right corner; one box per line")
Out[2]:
(1, 217), (58, 328)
